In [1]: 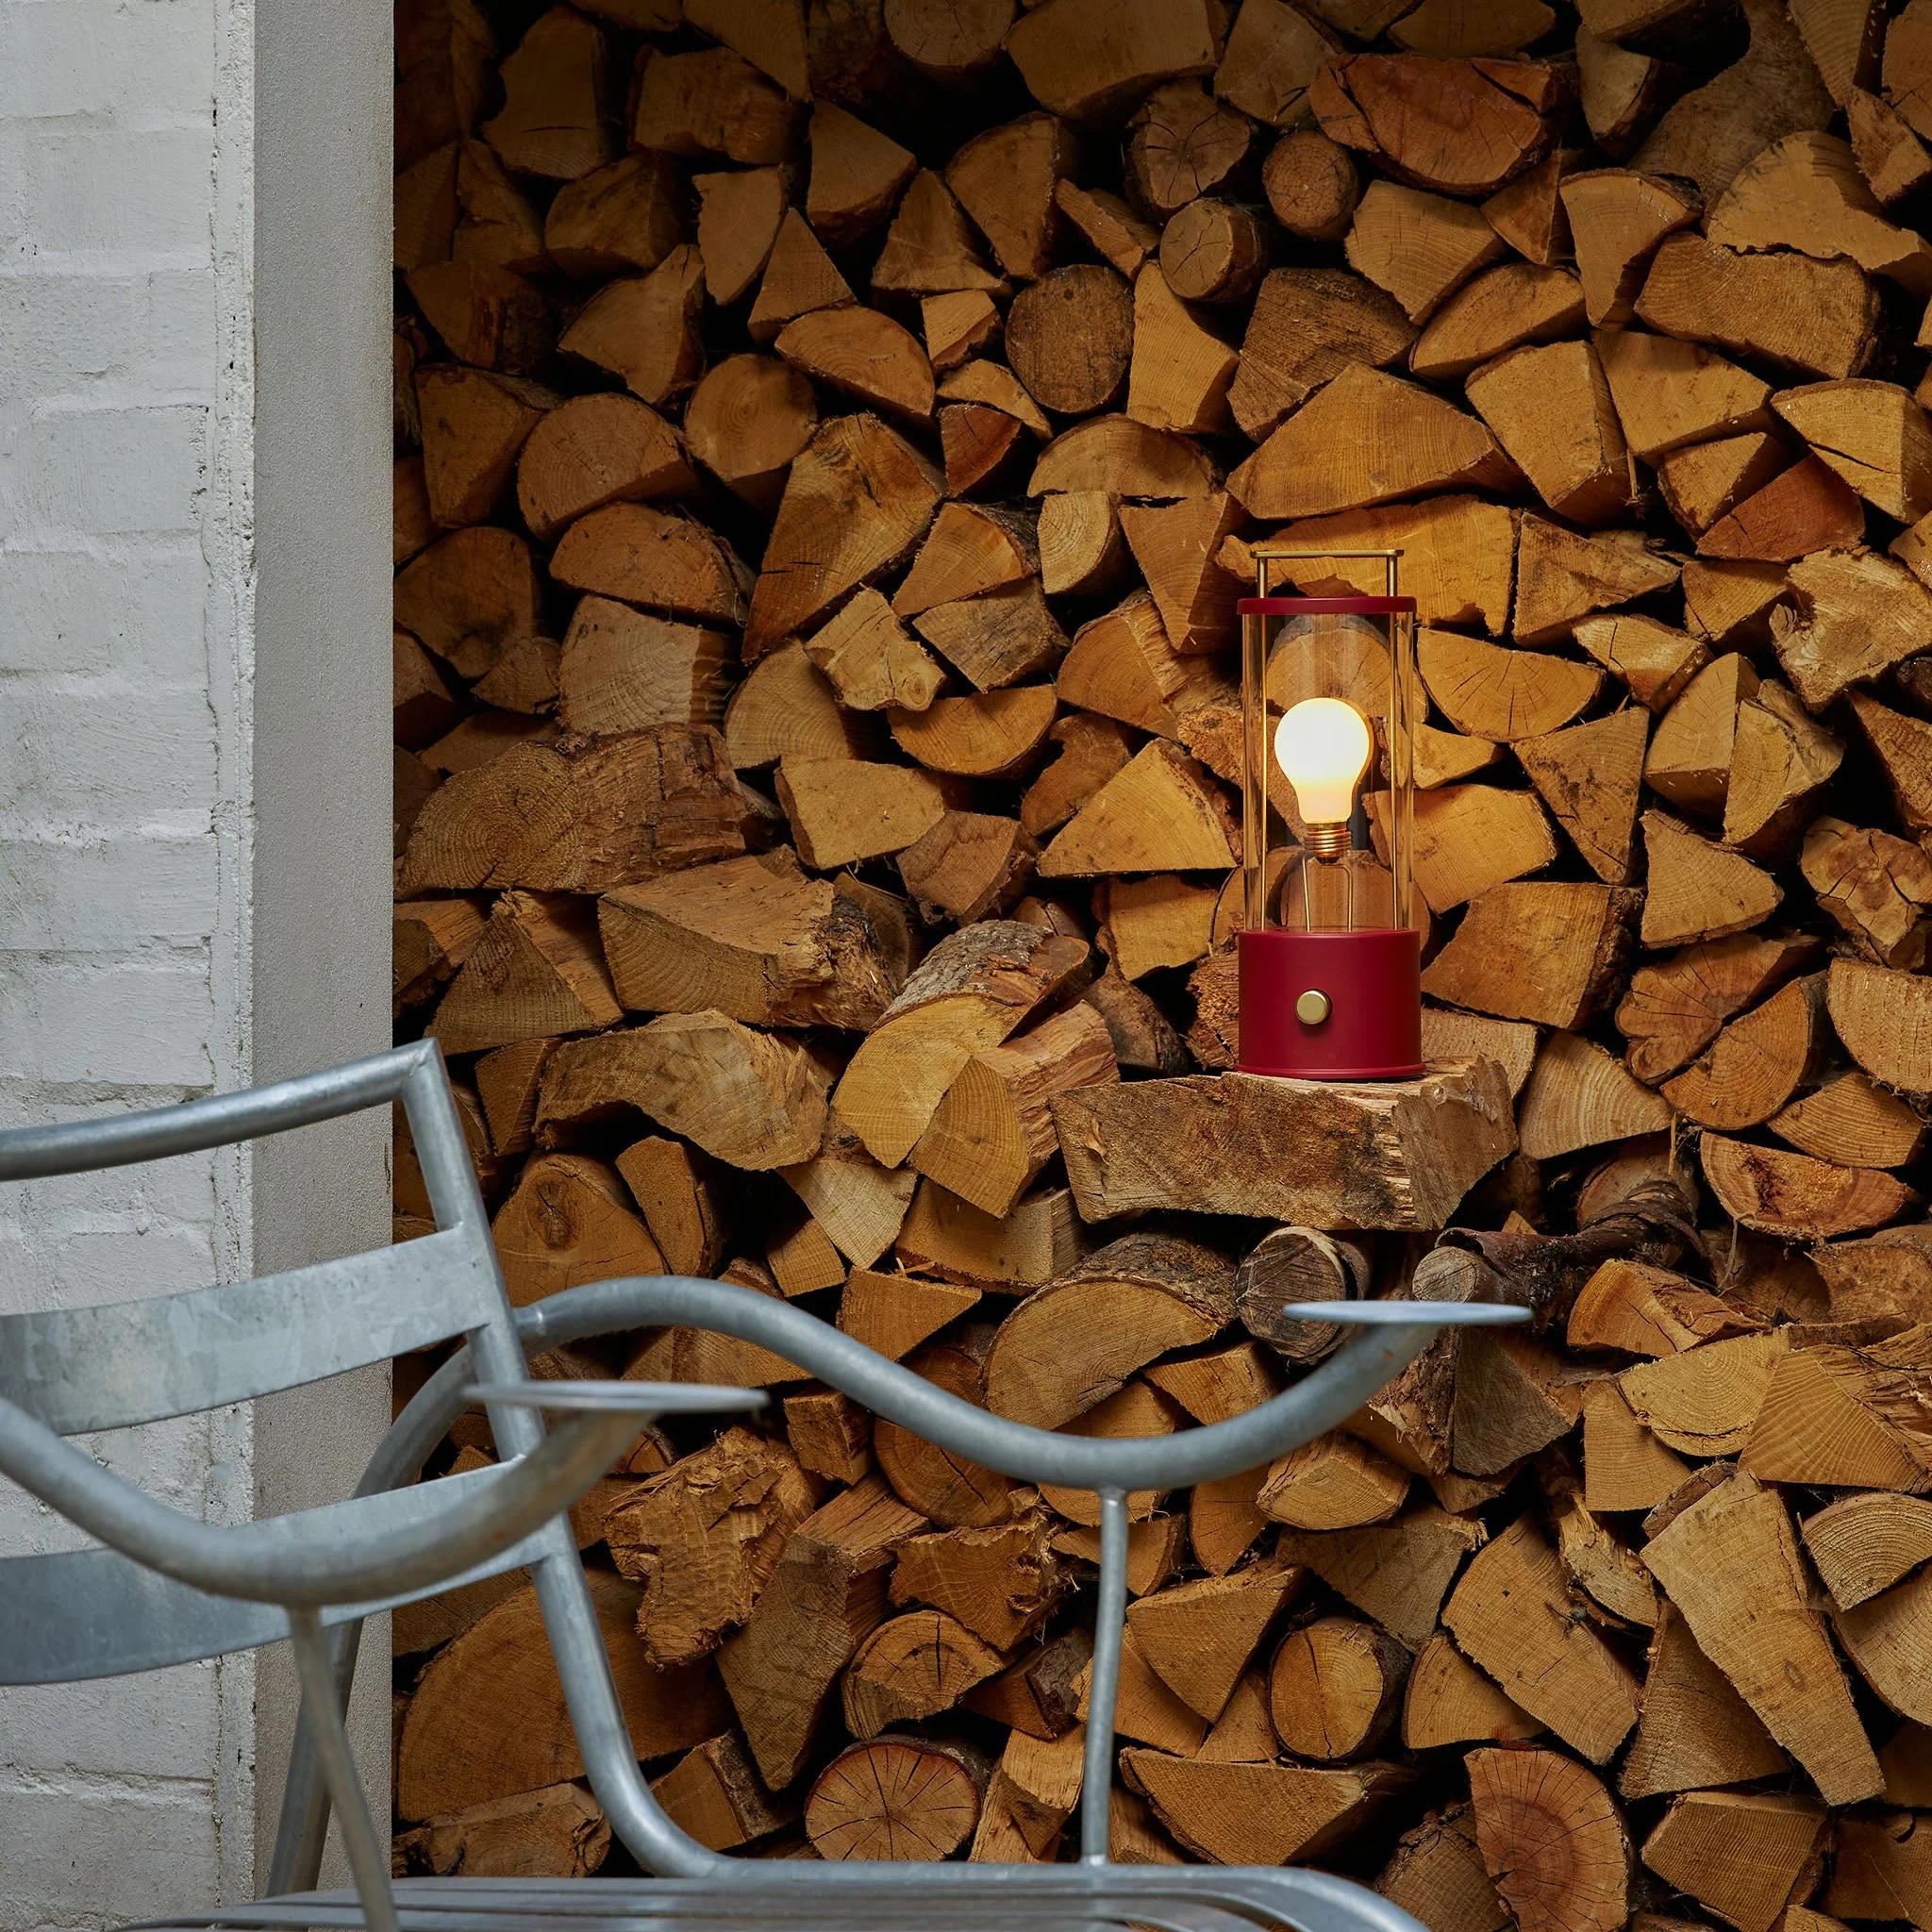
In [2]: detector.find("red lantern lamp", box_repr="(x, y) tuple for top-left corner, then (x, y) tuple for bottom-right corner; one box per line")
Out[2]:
(1236, 547), (1423, 1081)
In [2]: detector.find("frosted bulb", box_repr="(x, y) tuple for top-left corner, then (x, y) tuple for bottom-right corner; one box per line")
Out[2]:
(1274, 696), (1373, 826)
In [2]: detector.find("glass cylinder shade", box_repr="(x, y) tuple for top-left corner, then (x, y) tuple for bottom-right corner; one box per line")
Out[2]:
(1236, 558), (1423, 1081)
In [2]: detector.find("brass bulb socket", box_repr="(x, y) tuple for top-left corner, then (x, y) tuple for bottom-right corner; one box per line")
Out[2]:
(1302, 822), (1350, 859)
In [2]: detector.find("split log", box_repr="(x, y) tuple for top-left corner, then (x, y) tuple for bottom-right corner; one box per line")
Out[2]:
(871, 1328), (1011, 1528)
(1660, 973), (1826, 1130)
(604, 1427), (815, 1668)
(1468, 1748), (1630, 1932)
(784, 1387), (869, 1486)
(1849, 85), (1932, 202)
(1037, 741), (1238, 878)
(806, 102), (915, 242)
(891, 1508), (1061, 1651)
(1416, 629), (1602, 743)
(719, 1476), (927, 1790)
(430, 890), (620, 1054)
(1617, 933), (1821, 1082)
(1443, 1516), (1641, 1763)
(842, 1608), (1008, 1737)
(746, 209), (854, 341)
(833, 921), (1087, 1167)
(599, 851), (907, 1031)
(833, 1280), (977, 1385)
(1422, 881), (1639, 1028)
(1640, 810), (1780, 948)
(1642, 1467), (1882, 1803)
(543, 150), (685, 276)
(1378, 1807), (1509, 1932)
(1281, 1507), (1484, 1649)
(1710, 131), (1932, 293)
(1641, 1790), (1827, 1932)
(1466, 340), (1630, 525)
(1053, 180), (1158, 276)
(393, 1783), (610, 1879)
(650, 1731), (792, 1854)
(394, 893), (486, 1009)
(1230, 365), (1512, 520)
(1804, 817), (1932, 969)
(1743, 1328), (1932, 1491)
(1518, 1031), (1672, 1158)
(1394, 783), (1557, 913)
(539, 1010), (829, 1171)
(744, 415), (942, 656)
(1634, 232), (1878, 380)
(1701, 1133), (1917, 1239)
(631, 47), (799, 164)
(1410, 262), (1583, 383)
(1484, 146), (1582, 265)
(1401, 1634), (1539, 1751)
(896, 1180), (1086, 1292)
(1051, 1060), (1514, 1231)
(1513, 518), (1680, 644)
(910, 1005), (1115, 1218)
(1828, 1813), (1932, 1926)
(1515, 709), (1646, 885)
(1569, 1260), (1762, 1356)
(1622, 1604), (1787, 1800)
(1773, 1069), (1927, 1170)
(1312, 54), (1559, 195)
(1724, 681), (1843, 856)
(1803, 1491), (1932, 1610)
(1644, 651), (1755, 820)
(775, 757), (945, 869)
(1120, 1751), (1411, 1866)
(1128, 1557), (1304, 1724)
(1005, 0), (1219, 126)
(398, 1572), (726, 1819)
(890, 688), (1057, 782)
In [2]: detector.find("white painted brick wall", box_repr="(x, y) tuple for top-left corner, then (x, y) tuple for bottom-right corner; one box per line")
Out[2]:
(0, 0), (258, 1924)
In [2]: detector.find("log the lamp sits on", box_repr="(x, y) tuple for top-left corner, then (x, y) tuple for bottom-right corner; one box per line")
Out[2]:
(1237, 550), (1423, 1079)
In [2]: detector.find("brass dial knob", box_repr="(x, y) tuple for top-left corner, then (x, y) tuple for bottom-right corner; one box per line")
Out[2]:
(1295, 989), (1332, 1026)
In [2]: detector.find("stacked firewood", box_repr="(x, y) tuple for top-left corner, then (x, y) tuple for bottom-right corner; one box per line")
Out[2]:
(391, 0), (1932, 1920)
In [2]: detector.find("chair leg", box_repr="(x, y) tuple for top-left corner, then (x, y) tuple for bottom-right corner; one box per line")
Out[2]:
(287, 1607), (400, 1932)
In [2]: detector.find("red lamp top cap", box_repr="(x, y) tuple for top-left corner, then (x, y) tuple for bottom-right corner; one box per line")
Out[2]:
(1237, 595), (1417, 615)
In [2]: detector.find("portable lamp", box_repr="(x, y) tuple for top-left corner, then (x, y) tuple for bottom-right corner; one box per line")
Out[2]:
(1236, 548), (1423, 1080)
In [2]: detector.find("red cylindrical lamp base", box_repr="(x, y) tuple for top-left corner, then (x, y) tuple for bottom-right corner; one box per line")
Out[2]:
(1238, 928), (1424, 1081)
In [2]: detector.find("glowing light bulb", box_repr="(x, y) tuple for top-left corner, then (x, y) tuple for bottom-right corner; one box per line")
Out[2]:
(1274, 697), (1372, 858)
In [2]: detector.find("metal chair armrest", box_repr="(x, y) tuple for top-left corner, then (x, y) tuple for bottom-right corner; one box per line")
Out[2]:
(461, 1379), (766, 1418)
(508, 1274), (1526, 1491)
(0, 1381), (752, 1610)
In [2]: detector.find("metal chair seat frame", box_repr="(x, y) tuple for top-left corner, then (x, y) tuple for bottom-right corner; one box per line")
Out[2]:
(0, 1041), (1525, 1932)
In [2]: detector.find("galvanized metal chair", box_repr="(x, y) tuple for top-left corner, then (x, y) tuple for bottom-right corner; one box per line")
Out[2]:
(0, 1041), (1526, 1932)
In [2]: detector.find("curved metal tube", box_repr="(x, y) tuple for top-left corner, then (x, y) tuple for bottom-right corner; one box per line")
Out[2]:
(0, 1392), (657, 1607)
(0, 1041), (437, 1182)
(512, 1274), (1517, 1489)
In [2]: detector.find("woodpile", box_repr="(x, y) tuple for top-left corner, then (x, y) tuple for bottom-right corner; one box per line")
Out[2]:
(391, 0), (1932, 1914)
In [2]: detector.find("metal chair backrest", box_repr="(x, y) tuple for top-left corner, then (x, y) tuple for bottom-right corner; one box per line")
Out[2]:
(0, 1041), (545, 1682)
(0, 1041), (760, 1888)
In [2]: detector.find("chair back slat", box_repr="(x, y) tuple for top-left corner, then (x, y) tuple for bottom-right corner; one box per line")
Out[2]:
(0, 1227), (501, 1436)
(0, 1460), (557, 1683)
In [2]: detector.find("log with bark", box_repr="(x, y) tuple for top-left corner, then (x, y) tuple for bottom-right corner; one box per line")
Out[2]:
(390, 0), (1932, 1885)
